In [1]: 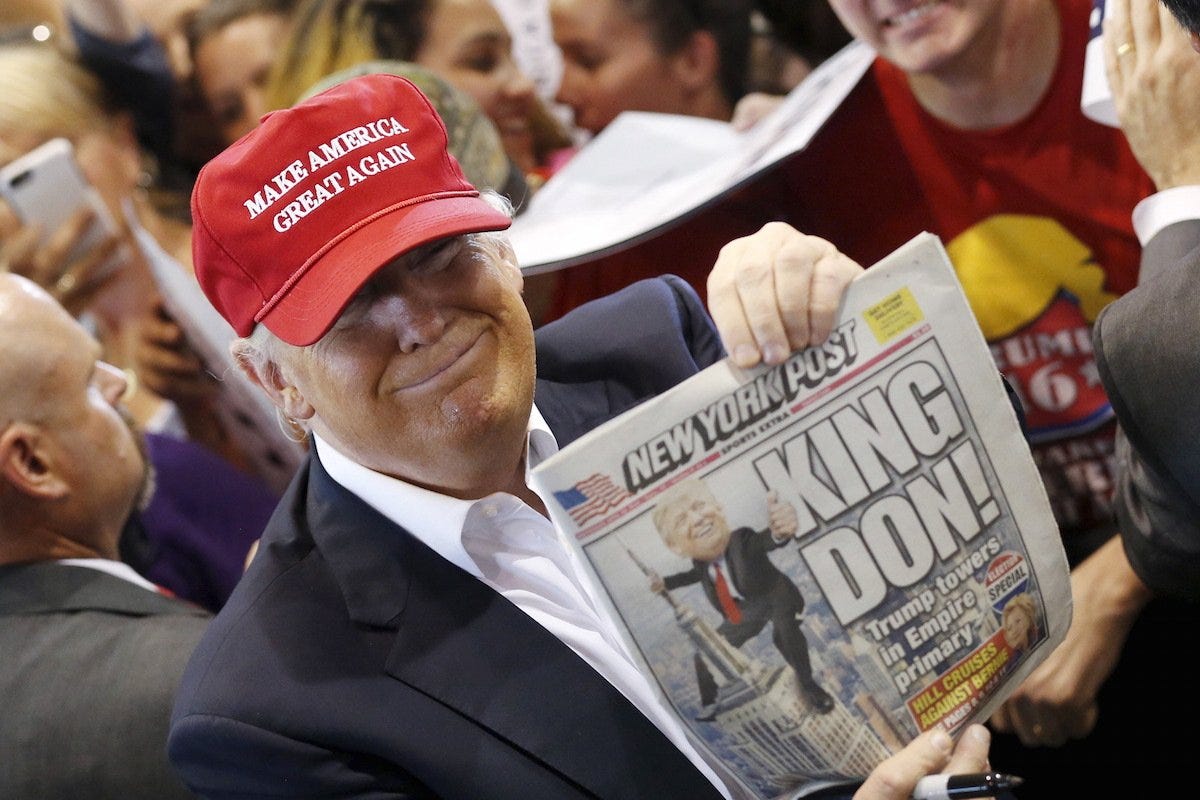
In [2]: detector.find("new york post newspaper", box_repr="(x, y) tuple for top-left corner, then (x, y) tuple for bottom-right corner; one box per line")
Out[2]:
(531, 233), (1071, 800)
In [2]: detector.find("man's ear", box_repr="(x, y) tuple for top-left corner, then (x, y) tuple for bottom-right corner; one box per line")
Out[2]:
(235, 353), (316, 422)
(669, 29), (721, 93)
(496, 239), (524, 293)
(1191, 31), (1200, 54)
(0, 424), (69, 500)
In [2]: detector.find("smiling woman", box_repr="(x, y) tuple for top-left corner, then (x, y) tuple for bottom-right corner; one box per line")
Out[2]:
(264, 0), (574, 191)
(188, 0), (299, 146)
(549, 0), (754, 135)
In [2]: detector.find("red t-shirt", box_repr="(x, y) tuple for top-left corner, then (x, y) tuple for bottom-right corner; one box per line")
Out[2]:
(784, 0), (1153, 543)
(544, 0), (1153, 544)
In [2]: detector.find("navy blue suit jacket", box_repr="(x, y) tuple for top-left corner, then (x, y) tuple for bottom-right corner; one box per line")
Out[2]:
(168, 276), (728, 799)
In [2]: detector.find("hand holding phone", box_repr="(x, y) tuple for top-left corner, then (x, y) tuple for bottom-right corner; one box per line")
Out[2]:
(0, 138), (125, 308)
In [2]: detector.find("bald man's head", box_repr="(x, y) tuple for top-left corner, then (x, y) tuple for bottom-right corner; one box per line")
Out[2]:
(0, 275), (72, 426)
(0, 274), (149, 561)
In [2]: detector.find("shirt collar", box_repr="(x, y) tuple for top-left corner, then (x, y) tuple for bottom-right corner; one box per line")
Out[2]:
(57, 558), (160, 592)
(314, 406), (559, 577)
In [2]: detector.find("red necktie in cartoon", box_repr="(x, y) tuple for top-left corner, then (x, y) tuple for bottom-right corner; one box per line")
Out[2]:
(712, 563), (742, 624)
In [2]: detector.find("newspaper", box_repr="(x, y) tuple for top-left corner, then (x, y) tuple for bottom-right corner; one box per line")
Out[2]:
(133, 222), (306, 495)
(530, 233), (1071, 799)
(508, 40), (875, 275)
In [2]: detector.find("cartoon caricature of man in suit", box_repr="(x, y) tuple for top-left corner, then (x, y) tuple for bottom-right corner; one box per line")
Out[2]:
(649, 478), (835, 717)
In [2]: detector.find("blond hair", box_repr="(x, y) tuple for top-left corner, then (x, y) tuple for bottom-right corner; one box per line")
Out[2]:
(1001, 592), (1038, 648)
(264, 0), (394, 111)
(652, 479), (718, 534)
(0, 44), (116, 151)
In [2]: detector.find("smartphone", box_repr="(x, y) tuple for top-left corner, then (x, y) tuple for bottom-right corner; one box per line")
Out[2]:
(0, 137), (121, 274)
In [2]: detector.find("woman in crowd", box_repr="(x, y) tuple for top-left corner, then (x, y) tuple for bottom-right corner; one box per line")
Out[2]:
(188, 0), (299, 147)
(0, 41), (281, 609)
(265, 0), (575, 194)
(549, 0), (753, 136)
(0, 41), (285, 480)
(0, 41), (192, 434)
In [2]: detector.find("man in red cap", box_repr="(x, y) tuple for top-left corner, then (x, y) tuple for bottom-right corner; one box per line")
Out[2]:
(166, 72), (993, 799)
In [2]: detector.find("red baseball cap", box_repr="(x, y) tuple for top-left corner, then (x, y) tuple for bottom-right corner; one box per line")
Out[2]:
(190, 73), (513, 346)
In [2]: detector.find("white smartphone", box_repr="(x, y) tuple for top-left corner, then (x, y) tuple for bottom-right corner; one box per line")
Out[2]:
(0, 137), (121, 273)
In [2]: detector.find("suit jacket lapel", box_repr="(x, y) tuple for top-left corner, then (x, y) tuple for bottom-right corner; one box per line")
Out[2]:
(307, 454), (723, 800)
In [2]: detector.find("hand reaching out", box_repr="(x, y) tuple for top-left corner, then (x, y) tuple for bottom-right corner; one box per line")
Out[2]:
(987, 536), (1151, 746)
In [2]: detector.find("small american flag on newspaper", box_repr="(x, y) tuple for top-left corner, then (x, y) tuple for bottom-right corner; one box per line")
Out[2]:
(553, 473), (631, 526)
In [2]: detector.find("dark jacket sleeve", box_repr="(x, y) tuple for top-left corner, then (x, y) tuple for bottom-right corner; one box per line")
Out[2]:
(535, 275), (725, 447)
(1093, 219), (1200, 601)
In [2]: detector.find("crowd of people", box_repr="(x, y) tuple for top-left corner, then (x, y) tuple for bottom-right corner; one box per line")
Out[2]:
(2, 0), (1199, 797)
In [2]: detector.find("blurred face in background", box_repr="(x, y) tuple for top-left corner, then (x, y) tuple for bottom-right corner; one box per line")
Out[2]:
(416, 0), (539, 173)
(550, 0), (696, 135)
(125, 0), (210, 81)
(826, 0), (1006, 75)
(194, 11), (292, 143)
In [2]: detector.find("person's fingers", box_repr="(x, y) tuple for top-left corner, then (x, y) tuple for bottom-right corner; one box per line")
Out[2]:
(1103, 0), (1134, 92)
(708, 227), (786, 368)
(0, 223), (42, 277)
(1001, 695), (1050, 747)
(733, 225), (794, 365)
(853, 728), (953, 800)
(730, 92), (784, 132)
(140, 308), (189, 347)
(944, 724), (991, 774)
(987, 704), (1013, 734)
(708, 223), (862, 368)
(53, 236), (123, 315)
(805, 243), (863, 344)
(1000, 694), (1085, 747)
(1130, 0), (1161, 53)
(40, 207), (98, 275)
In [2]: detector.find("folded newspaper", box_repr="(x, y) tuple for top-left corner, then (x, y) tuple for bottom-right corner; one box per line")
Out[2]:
(134, 223), (306, 495)
(530, 233), (1071, 799)
(508, 41), (874, 274)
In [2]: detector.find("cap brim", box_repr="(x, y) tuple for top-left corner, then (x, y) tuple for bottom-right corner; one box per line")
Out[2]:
(259, 194), (512, 346)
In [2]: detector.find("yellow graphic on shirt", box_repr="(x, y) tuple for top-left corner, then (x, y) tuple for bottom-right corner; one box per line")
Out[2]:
(945, 215), (1118, 340)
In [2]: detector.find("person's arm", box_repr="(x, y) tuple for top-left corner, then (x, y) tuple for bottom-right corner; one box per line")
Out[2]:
(1111, 426), (1200, 602)
(987, 534), (1152, 745)
(1098, 0), (1200, 601)
(988, 0), (1200, 749)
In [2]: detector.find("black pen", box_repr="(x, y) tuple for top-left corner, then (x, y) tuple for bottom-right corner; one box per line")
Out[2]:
(911, 772), (1023, 800)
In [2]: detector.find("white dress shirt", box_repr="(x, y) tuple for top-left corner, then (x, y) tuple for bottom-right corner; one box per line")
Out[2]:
(314, 410), (740, 799)
(1131, 185), (1200, 245)
(58, 558), (161, 593)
